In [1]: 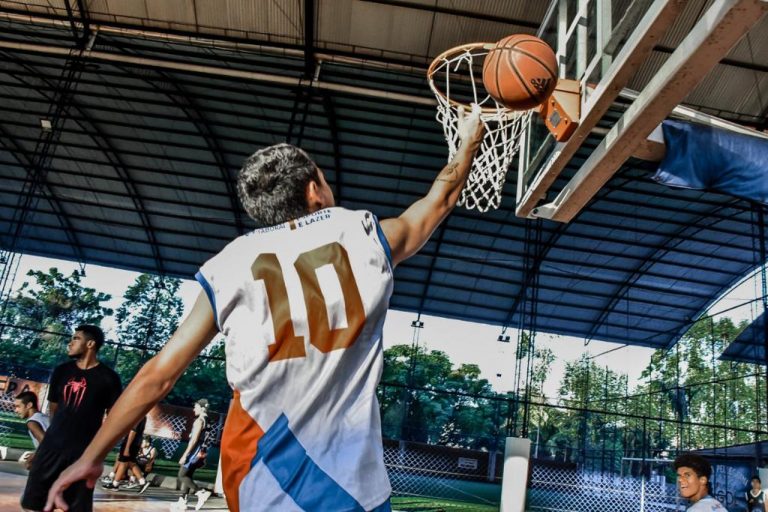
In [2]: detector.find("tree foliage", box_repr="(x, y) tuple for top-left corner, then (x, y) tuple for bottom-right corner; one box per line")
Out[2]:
(108, 274), (184, 381)
(0, 268), (112, 367)
(379, 344), (516, 450)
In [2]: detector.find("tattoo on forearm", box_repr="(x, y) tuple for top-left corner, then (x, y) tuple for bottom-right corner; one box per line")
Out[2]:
(437, 163), (459, 183)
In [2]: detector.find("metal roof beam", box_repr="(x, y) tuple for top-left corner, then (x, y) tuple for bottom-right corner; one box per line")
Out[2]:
(0, 81), (442, 147)
(0, 38), (436, 106)
(0, 150), (753, 270)
(304, 0), (315, 79)
(0, 177), (732, 302)
(322, 94), (344, 204)
(0, 5), (434, 69)
(0, 124), (85, 263)
(2, 59), (168, 273)
(583, 201), (746, 345)
(0, 181), (244, 229)
(124, 67), (246, 234)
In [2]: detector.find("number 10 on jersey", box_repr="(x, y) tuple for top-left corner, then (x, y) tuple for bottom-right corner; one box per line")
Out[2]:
(251, 242), (366, 363)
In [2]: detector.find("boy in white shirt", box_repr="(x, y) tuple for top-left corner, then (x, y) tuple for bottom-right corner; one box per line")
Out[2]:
(674, 453), (728, 511)
(14, 391), (50, 468)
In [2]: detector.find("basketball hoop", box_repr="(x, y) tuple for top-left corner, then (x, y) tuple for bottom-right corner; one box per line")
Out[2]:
(428, 43), (531, 212)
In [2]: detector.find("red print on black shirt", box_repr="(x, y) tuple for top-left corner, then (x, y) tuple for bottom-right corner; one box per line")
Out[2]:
(62, 377), (87, 409)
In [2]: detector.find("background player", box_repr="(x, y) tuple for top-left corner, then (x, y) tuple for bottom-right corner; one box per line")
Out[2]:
(14, 391), (49, 469)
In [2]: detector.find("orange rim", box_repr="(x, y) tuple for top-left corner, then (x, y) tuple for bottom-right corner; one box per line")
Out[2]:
(427, 42), (505, 113)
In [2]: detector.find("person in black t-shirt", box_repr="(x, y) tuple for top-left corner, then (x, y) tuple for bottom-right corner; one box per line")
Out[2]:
(21, 324), (122, 512)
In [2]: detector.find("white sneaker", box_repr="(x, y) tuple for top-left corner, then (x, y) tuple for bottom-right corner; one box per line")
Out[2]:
(169, 497), (188, 511)
(194, 489), (211, 510)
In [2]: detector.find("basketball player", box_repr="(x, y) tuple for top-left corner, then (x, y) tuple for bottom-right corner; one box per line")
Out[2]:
(45, 105), (485, 512)
(23, 325), (122, 512)
(171, 399), (212, 511)
(14, 391), (50, 469)
(674, 453), (728, 511)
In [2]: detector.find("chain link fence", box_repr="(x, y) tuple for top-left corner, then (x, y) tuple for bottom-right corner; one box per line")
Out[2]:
(384, 439), (502, 507)
(528, 465), (684, 512)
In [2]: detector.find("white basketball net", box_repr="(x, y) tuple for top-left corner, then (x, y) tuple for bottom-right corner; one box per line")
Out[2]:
(429, 45), (531, 212)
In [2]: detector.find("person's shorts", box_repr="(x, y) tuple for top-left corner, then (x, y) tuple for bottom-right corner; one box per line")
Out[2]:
(117, 442), (140, 463)
(21, 447), (94, 512)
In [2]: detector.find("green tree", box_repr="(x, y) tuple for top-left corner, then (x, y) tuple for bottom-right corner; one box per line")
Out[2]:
(631, 317), (759, 450)
(556, 355), (629, 470)
(0, 267), (112, 367)
(379, 344), (509, 449)
(167, 336), (230, 412)
(109, 274), (184, 382)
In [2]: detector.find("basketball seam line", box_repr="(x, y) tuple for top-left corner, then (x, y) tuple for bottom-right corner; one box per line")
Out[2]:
(509, 46), (558, 81)
(505, 50), (538, 104)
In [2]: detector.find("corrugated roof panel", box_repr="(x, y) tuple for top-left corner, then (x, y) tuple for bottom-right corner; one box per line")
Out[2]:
(223, 0), (303, 39)
(657, 0), (711, 48)
(722, 16), (768, 65)
(317, 0), (354, 48)
(685, 65), (768, 119)
(99, 0), (149, 21)
(345, 1), (433, 58)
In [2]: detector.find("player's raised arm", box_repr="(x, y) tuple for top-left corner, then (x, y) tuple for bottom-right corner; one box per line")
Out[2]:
(381, 104), (485, 267)
(44, 292), (218, 512)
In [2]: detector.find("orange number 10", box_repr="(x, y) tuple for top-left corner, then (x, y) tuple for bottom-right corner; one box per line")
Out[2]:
(251, 242), (366, 363)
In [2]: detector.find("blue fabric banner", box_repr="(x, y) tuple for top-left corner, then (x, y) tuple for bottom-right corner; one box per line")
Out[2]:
(653, 119), (768, 205)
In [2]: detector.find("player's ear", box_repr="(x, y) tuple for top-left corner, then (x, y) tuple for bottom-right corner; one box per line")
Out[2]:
(305, 178), (323, 212)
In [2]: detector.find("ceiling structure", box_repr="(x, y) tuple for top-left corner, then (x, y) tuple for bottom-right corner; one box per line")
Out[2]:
(0, 0), (767, 350)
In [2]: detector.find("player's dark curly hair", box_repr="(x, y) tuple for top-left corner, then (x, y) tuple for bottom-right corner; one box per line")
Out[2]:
(673, 453), (712, 480)
(76, 324), (105, 351)
(237, 143), (320, 228)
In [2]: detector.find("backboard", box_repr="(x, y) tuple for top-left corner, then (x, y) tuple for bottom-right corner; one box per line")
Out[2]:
(516, 0), (768, 223)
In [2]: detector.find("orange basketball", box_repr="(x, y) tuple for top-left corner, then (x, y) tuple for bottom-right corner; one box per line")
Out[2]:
(482, 34), (558, 111)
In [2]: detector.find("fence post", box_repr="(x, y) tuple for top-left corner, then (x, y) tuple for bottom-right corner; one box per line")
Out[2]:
(500, 437), (531, 512)
(488, 449), (497, 482)
(640, 471), (646, 512)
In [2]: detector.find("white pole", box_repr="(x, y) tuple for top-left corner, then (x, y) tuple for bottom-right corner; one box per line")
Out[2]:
(500, 437), (531, 512)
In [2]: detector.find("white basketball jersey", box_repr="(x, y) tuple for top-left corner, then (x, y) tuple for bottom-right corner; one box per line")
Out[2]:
(196, 207), (394, 512)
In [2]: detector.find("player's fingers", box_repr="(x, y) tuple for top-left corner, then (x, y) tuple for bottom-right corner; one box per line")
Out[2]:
(55, 492), (70, 511)
(43, 488), (61, 511)
(85, 473), (99, 489)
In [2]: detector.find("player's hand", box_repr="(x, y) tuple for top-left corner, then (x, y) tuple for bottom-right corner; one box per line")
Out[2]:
(457, 103), (485, 149)
(44, 458), (103, 511)
(19, 451), (35, 469)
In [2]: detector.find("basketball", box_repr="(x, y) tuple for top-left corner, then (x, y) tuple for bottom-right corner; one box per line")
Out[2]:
(482, 34), (558, 110)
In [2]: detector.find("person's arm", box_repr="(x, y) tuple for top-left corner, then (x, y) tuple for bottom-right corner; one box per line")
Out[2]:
(145, 448), (157, 473)
(47, 365), (62, 418)
(45, 292), (217, 511)
(380, 105), (484, 267)
(27, 420), (46, 445)
(179, 419), (203, 464)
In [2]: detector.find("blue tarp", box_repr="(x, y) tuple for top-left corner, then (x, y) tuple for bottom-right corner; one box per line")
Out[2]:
(653, 119), (768, 205)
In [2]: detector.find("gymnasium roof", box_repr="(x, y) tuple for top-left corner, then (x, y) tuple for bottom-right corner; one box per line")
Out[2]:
(0, 0), (767, 350)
